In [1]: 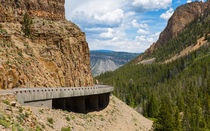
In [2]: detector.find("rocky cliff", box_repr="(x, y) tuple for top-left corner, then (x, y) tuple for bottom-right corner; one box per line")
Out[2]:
(0, 0), (65, 22)
(136, 0), (210, 62)
(0, 0), (93, 89)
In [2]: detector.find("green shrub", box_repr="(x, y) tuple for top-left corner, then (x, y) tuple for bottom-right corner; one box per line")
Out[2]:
(39, 109), (43, 113)
(100, 118), (104, 121)
(47, 118), (54, 124)
(18, 51), (23, 57)
(19, 107), (23, 113)
(65, 116), (70, 121)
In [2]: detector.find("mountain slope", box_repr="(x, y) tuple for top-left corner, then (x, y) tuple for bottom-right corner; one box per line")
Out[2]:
(96, 1), (210, 130)
(135, 0), (210, 63)
(97, 36), (210, 131)
(90, 51), (139, 76)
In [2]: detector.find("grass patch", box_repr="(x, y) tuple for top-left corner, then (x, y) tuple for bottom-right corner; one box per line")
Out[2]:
(0, 119), (11, 128)
(100, 118), (105, 121)
(2, 100), (10, 105)
(147, 117), (158, 122)
(61, 126), (71, 131)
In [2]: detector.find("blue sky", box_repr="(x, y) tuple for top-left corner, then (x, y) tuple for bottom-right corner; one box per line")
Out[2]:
(65, 0), (205, 53)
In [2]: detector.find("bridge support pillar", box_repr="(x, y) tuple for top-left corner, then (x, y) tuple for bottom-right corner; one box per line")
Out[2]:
(70, 96), (86, 113)
(99, 93), (110, 109)
(86, 95), (99, 111)
(52, 98), (66, 110)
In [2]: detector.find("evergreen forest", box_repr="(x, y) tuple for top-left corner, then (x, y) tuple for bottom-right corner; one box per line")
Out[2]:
(96, 16), (210, 130)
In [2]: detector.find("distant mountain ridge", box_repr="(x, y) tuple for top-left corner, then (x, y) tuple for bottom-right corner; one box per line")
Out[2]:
(90, 51), (139, 76)
(91, 50), (114, 52)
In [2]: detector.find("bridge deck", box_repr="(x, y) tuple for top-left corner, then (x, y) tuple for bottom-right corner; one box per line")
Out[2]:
(0, 85), (114, 112)
(0, 85), (113, 104)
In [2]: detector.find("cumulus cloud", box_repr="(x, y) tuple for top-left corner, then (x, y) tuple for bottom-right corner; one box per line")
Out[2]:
(88, 32), (160, 53)
(132, 0), (172, 11)
(94, 9), (124, 25)
(85, 28), (107, 32)
(137, 29), (150, 34)
(160, 8), (174, 20)
(187, 0), (192, 3)
(65, 0), (167, 52)
(99, 28), (114, 39)
(131, 19), (149, 29)
(66, 0), (126, 27)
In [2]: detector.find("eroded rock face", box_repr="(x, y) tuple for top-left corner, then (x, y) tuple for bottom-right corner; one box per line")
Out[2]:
(0, 0), (65, 22)
(0, 0), (93, 89)
(155, 1), (209, 49)
(135, 1), (210, 62)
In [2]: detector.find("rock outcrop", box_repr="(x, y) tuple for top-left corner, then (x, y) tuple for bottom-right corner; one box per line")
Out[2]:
(135, 0), (210, 62)
(0, 0), (65, 22)
(155, 0), (209, 49)
(0, 0), (93, 89)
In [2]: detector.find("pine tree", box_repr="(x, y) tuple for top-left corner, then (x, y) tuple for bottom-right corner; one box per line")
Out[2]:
(147, 94), (159, 117)
(22, 13), (32, 37)
(153, 96), (175, 131)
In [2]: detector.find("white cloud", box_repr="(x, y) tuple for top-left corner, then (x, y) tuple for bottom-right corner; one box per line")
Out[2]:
(132, 0), (172, 11)
(89, 31), (160, 53)
(131, 19), (149, 29)
(65, 0), (166, 53)
(85, 28), (107, 32)
(66, 0), (126, 26)
(99, 28), (114, 38)
(160, 8), (174, 20)
(187, 0), (192, 3)
(137, 29), (150, 34)
(94, 9), (124, 25)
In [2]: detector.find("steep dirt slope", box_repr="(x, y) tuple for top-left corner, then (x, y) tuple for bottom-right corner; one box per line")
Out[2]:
(0, 94), (152, 131)
(164, 36), (209, 63)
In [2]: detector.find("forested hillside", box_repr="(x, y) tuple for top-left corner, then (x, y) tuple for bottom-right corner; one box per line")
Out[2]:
(96, 14), (210, 130)
(140, 16), (209, 63)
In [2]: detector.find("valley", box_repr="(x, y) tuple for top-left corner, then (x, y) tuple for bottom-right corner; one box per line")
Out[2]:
(90, 51), (139, 76)
(96, 1), (210, 130)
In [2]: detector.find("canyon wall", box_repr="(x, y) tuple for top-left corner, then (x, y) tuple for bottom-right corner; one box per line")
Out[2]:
(0, 0), (93, 89)
(0, 0), (65, 22)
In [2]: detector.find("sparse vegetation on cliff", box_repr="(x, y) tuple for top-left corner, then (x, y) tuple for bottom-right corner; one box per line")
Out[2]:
(0, 94), (152, 131)
(22, 13), (33, 37)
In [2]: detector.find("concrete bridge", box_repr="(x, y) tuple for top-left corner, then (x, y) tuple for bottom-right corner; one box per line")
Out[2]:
(0, 85), (114, 113)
